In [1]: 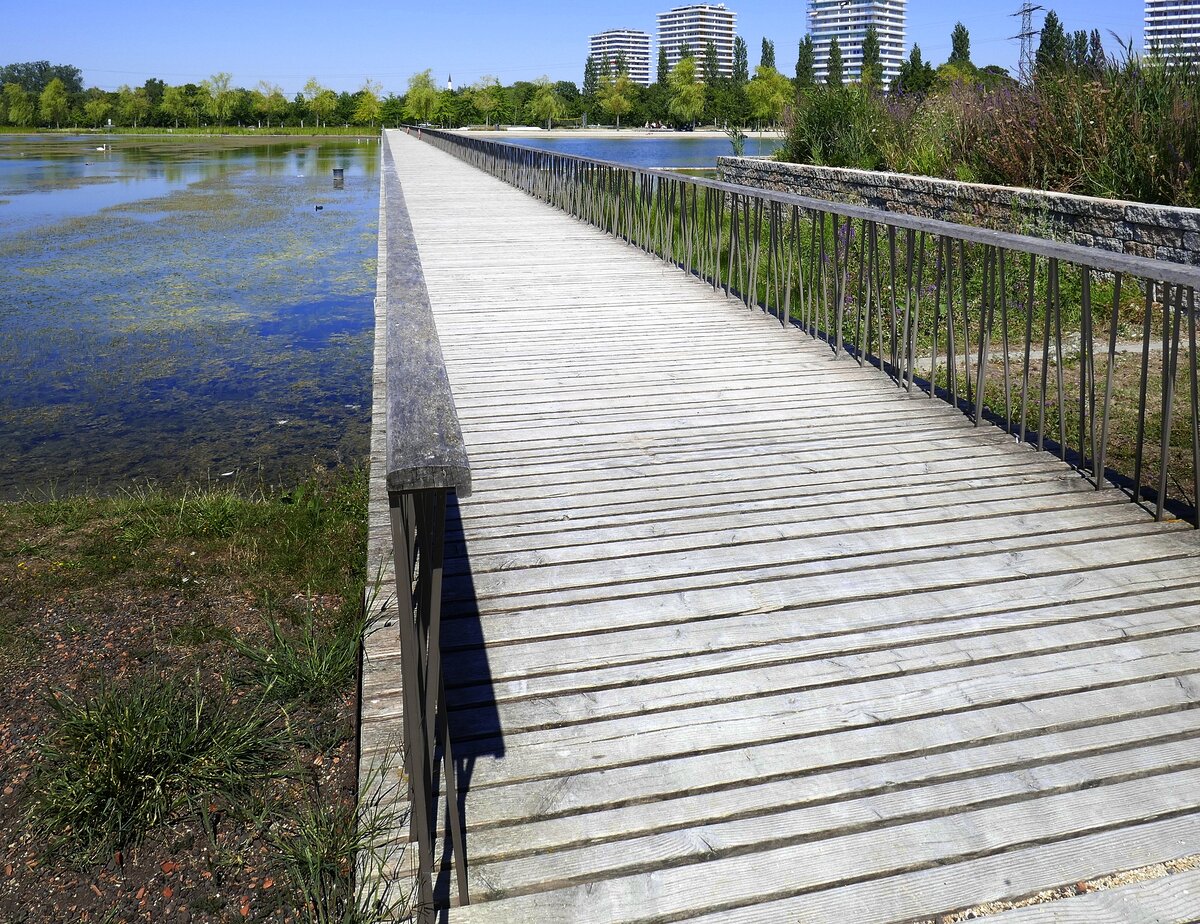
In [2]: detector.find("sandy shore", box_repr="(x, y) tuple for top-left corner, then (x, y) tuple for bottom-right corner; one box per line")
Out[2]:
(454, 127), (785, 140)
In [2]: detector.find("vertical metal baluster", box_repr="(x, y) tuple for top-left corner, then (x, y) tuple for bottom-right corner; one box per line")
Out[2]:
(1020, 254), (1036, 444)
(1037, 258), (1053, 452)
(975, 247), (993, 426)
(726, 192), (738, 299)
(1097, 274), (1123, 487)
(1081, 268), (1095, 479)
(1158, 284), (1183, 520)
(389, 492), (433, 913)
(947, 239), (958, 407)
(961, 240), (972, 410)
(909, 231), (925, 394)
(1134, 282), (1155, 498)
(1053, 260), (1068, 460)
(783, 206), (798, 327)
(748, 197), (762, 308)
(887, 225), (899, 380)
(931, 236), (944, 400)
(853, 219), (867, 364)
(1189, 288), (1200, 526)
(999, 251), (1012, 432)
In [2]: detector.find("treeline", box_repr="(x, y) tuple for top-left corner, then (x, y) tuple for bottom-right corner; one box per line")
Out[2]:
(392, 36), (792, 133)
(784, 13), (1200, 207)
(0, 62), (398, 130)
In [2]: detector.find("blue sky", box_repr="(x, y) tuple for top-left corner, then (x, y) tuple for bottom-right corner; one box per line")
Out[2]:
(5, 1), (1144, 95)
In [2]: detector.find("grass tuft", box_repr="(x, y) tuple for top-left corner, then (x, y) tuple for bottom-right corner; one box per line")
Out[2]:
(28, 673), (288, 860)
(226, 603), (365, 706)
(270, 764), (411, 924)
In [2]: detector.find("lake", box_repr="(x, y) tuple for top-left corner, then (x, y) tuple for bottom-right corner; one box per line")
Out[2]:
(504, 134), (781, 167)
(0, 131), (763, 498)
(0, 135), (379, 498)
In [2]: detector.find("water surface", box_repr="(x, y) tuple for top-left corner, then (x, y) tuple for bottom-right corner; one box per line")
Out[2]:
(0, 135), (379, 497)
(505, 134), (781, 168)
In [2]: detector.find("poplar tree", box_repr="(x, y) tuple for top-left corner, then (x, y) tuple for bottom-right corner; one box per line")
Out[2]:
(704, 41), (722, 86)
(949, 22), (971, 65)
(860, 25), (882, 87)
(760, 38), (776, 71)
(733, 36), (750, 84)
(796, 35), (816, 87)
(1035, 11), (1069, 77)
(656, 47), (670, 85)
(826, 36), (844, 85)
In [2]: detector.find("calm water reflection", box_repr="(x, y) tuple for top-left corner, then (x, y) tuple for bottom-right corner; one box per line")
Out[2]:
(0, 135), (380, 497)
(505, 134), (781, 167)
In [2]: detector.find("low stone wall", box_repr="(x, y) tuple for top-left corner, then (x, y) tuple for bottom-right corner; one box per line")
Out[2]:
(717, 157), (1200, 266)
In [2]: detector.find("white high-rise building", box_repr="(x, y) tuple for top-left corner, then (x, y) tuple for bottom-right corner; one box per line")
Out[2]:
(589, 30), (653, 86)
(656, 4), (738, 80)
(807, 0), (906, 85)
(1145, 1), (1200, 64)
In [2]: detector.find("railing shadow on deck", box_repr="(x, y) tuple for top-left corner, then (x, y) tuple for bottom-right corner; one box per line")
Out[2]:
(432, 492), (504, 914)
(406, 126), (1200, 528)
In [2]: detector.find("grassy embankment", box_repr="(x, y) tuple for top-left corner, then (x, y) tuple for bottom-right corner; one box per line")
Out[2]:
(0, 466), (408, 923)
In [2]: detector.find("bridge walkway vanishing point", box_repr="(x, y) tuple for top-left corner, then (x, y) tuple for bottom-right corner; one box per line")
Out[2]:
(361, 128), (1200, 923)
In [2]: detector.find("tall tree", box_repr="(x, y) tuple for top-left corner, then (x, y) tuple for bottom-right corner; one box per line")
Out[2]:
(0, 61), (82, 94)
(1087, 29), (1107, 75)
(657, 46), (670, 85)
(253, 81), (286, 127)
(161, 85), (189, 128)
(893, 44), (936, 95)
(4, 84), (34, 126)
(584, 56), (599, 97)
(678, 43), (693, 62)
(796, 35), (816, 87)
(1069, 30), (1089, 71)
(704, 41), (722, 86)
(614, 52), (629, 76)
(746, 65), (791, 129)
(38, 77), (69, 128)
(529, 76), (565, 129)
(668, 57), (705, 125)
(1035, 11), (1069, 77)
(403, 70), (440, 123)
(826, 36), (844, 85)
(83, 95), (110, 128)
(203, 72), (234, 127)
(353, 79), (383, 126)
(860, 25), (883, 87)
(760, 38), (776, 71)
(598, 71), (634, 128)
(473, 76), (502, 127)
(949, 22), (971, 66)
(732, 36), (750, 84)
(117, 85), (150, 127)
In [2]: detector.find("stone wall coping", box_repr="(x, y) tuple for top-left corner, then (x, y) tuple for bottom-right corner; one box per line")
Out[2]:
(717, 157), (1200, 227)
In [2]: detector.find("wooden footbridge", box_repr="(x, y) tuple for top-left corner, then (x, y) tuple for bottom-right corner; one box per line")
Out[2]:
(359, 128), (1200, 923)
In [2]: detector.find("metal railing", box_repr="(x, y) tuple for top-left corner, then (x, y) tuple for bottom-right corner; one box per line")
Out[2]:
(411, 127), (1200, 524)
(379, 138), (470, 917)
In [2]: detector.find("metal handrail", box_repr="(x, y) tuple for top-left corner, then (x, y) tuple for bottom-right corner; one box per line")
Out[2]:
(378, 136), (469, 917)
(411, 126), (1200, 525)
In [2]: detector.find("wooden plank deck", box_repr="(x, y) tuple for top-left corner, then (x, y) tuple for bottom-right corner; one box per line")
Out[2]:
(361, 129), (1200, 923)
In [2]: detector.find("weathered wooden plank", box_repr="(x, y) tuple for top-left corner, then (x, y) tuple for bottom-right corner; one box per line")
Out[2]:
(450, 768), (1200, 922)
(985, 867), (1200, 923)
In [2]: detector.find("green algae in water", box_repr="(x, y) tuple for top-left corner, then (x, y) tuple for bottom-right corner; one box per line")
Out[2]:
(0, 137), (380, 497)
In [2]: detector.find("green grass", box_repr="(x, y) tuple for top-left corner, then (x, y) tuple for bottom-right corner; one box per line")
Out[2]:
(270, 764), (412, 924)
(1, 467), (368, 606)
(28, 673), (289, 860)
(227, 603), (365, 707)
